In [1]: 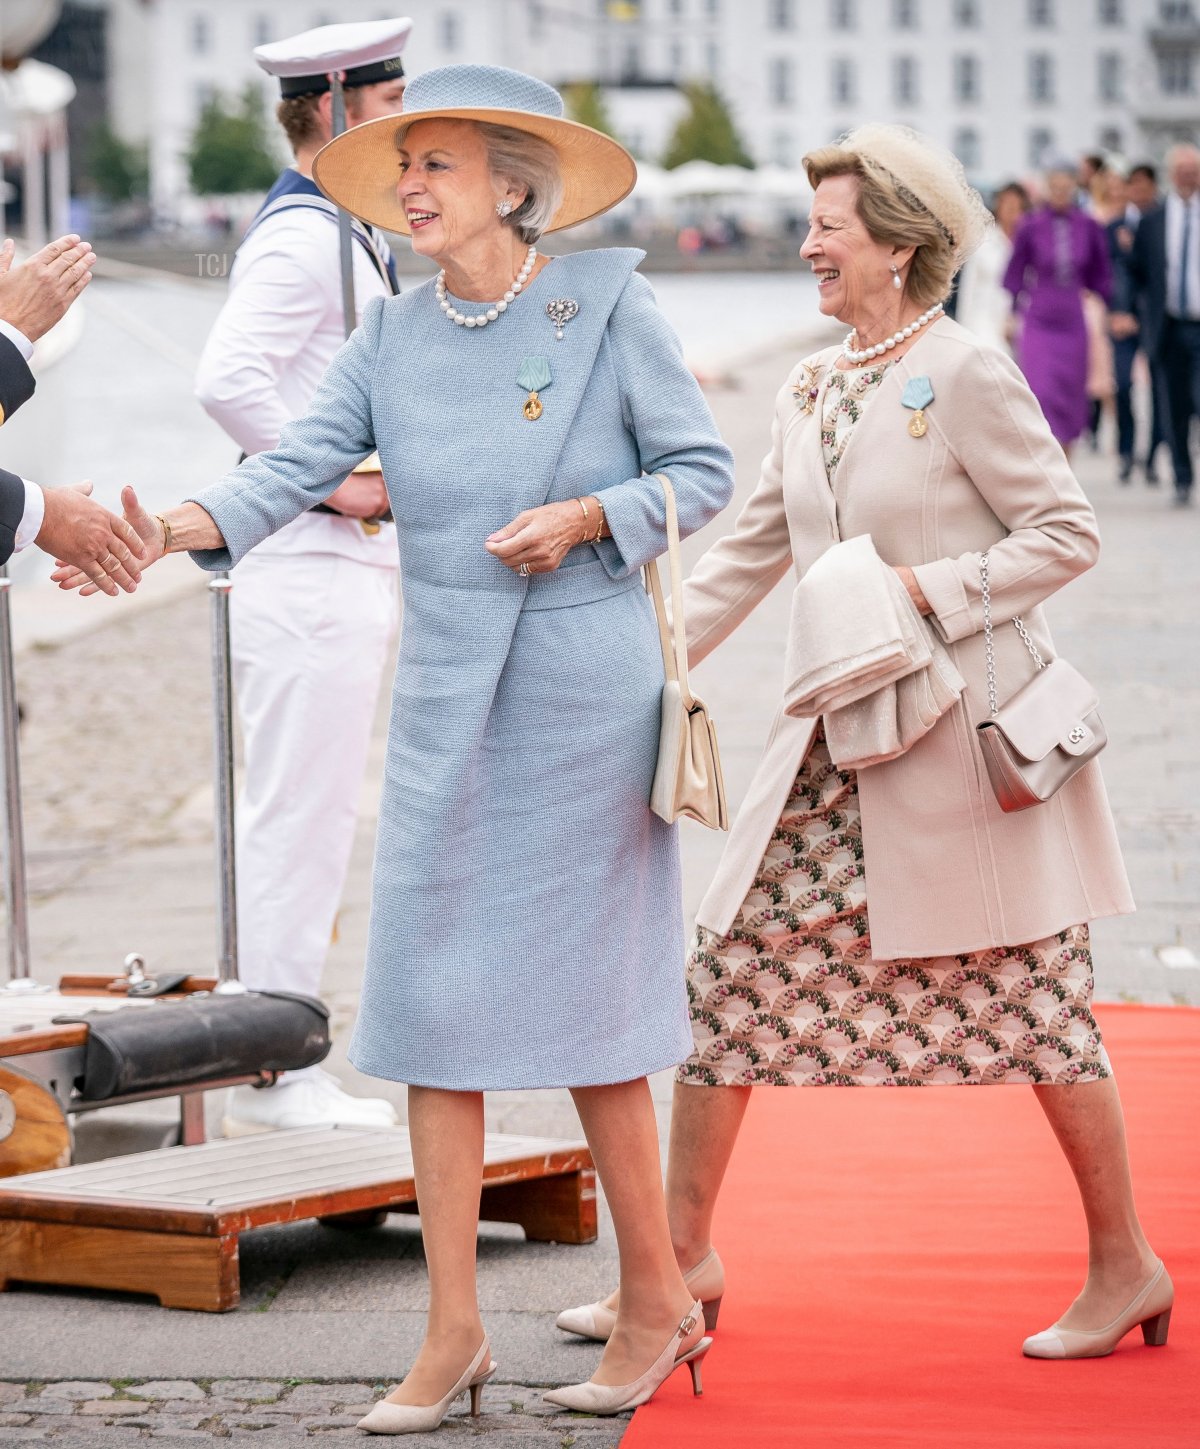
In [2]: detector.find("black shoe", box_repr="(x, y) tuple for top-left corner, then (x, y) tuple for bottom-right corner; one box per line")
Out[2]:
(1118, 456), (1134, 483)
(1144, 462), (1161, 486)
(1173, 487), (1193, 506)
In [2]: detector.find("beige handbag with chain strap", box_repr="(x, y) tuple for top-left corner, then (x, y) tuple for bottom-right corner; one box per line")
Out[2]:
(974, 551), (1107, 812)
(644, 473), (729, 831)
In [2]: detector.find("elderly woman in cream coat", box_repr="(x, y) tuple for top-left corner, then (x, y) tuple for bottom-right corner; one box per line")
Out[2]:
(558, 124), (1172, 1364)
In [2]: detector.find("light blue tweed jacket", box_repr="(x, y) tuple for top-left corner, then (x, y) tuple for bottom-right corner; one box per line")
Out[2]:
(189, 248), (735, 1090)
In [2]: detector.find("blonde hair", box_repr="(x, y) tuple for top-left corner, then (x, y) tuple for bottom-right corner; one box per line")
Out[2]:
(804, 123), (990, 310)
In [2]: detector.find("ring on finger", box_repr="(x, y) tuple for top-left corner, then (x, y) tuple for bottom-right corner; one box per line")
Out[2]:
(518, 562), (531, 578)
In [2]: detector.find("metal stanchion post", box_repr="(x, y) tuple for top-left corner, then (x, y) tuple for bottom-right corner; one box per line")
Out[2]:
(329, 70), (357, 339)
(0, 566), (48, 993)
(209, 574), (245, 995)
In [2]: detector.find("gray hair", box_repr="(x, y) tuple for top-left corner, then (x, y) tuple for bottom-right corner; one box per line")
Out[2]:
(477, 122), (563, 243)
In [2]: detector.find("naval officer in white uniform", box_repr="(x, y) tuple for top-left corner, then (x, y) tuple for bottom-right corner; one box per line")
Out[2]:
(194, 20), (410, 1134)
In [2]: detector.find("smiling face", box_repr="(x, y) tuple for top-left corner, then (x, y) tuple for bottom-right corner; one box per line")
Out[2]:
(396, 118), (523, 265)
(800, 174), (904, 326)
(1045, 169), (1077, 212)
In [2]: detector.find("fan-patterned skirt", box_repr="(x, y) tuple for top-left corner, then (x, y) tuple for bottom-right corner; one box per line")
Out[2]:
(677, 729), (1109, 1088)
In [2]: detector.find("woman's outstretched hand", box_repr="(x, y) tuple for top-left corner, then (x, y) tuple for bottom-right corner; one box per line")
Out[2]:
(51, 485), (165, 596)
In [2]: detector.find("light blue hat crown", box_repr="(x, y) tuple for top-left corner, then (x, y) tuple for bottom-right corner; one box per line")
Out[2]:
(401, 64), (565, 122)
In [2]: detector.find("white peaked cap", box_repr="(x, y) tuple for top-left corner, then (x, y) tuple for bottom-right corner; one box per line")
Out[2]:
(254, 19), (412, 91)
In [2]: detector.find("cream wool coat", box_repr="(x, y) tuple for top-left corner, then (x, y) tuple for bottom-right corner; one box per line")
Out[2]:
(684, 317), (1134, 959)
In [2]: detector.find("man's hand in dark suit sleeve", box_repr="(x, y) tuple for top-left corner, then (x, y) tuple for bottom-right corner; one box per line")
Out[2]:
(36, 481), (146, 596)
(0, 235), (96, 343)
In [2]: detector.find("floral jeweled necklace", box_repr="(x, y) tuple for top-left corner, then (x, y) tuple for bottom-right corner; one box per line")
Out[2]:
(435, 245), (538, 330)
(842, 302), (944, 364)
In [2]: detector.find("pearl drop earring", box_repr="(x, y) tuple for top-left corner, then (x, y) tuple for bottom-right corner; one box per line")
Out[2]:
(496, 199), (513, 218)
(891, 265), (902, 291)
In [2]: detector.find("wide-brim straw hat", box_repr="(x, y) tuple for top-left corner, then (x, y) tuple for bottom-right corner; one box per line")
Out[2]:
(312, 63), (637, 235)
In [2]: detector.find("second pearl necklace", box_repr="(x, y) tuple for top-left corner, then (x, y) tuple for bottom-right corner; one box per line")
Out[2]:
(843, 302), (944, 364)
(436, 245), (537, 330)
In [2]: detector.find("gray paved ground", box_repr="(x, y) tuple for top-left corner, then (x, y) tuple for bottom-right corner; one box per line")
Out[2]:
(1, 335), (1197, 1444)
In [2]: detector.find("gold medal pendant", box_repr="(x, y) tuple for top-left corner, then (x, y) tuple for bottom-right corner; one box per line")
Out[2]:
(907, 408), (927, 438)
(517, 357), (551, 421)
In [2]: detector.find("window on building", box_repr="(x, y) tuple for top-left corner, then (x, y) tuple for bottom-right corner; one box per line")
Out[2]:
(954, 127), (981, 172)
(252, 15), (271, 46)
(1028, 127), (1055, 167)
(704, 0), (720, 16)
(1159, 49), (1196, 92)
(893, 0), (918, 27)
(1099, 125), (1124, 151)
(440, 10), (461, 51)
(1097, 0), (1123, 21)
(706, 39), (720, 74)
(669, 0), (684, 12)
(1159, 2), (1195, 21)
(668, 39), (684, 73)
(831, 0), (856, 28)
(953, 0), (979, 23)
(1098, 51), (1123, 101)
(194, 80), (216, 115)
(769, 0), (795, 29)
(1029, 51), (1055, 102)
(621, 40), (642, 79)
(772, 130), (794, 165)
(831, 56), (856, 104)
(953, 54), (980, 102)
(192, 12), (210, 54)
(894, 54), (919, 105)
(770, 56), (795, 106)
(1028, 0), (1055, 25)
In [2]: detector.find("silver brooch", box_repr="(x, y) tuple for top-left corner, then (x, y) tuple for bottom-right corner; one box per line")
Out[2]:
(546, 298), (579, 341)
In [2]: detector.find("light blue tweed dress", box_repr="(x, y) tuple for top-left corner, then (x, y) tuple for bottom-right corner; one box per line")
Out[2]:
(188, 248), (735, 1090)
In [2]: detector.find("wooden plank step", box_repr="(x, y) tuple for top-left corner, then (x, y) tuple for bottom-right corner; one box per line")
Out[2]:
(0, 1128), (598, 1311)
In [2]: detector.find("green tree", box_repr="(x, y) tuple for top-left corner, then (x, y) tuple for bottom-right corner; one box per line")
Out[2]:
(185, 86), (279, 195)
(563, 82), (615, 138)
(662, 82), (755, 170)
(85, 123), (149, 203)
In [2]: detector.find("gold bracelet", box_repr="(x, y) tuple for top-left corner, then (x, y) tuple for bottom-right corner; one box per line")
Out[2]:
(592, 498), (605, 544)
(576, 496), (590, 542)
(156, 513), (173, 555)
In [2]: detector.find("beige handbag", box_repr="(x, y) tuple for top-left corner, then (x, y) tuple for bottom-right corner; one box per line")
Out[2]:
(644, 473), (729, 831)
(975, 551), (1106, 812)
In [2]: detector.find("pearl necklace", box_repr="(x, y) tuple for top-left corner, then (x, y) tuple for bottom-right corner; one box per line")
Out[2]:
(435, 245), (537, 329)
(842, 302), (944, 364)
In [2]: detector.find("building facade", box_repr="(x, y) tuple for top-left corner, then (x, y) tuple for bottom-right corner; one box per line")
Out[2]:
(101, 0), (1200, 210)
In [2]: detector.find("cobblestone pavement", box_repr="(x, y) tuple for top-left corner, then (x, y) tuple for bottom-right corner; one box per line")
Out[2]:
(0, 1380), (625, 1447)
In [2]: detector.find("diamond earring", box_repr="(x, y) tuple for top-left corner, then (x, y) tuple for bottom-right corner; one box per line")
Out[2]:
(496, 199), (513, 218)
(891, 265), (902, 290)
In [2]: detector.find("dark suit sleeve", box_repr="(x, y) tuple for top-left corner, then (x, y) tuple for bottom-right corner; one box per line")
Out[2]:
(0, 466), (27, 565)
(0, 332), (35, 425)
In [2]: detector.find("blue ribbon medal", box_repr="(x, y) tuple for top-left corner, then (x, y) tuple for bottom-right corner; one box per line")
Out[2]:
(901, 375), (935, 438)
(518, 356), (552, 420)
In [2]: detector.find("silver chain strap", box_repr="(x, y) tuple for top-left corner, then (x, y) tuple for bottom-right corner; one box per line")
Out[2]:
(980, 551), (1045, 720)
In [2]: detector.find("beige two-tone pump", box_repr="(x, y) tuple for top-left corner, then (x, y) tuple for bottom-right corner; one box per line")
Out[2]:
(1023, 1260), (1174, 1360)
(356, 1338), (496, 1435)
(555, 1247), (726, 1342)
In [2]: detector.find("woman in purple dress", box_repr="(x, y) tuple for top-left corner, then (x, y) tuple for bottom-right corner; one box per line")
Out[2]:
(1004, 164), (1112, 455)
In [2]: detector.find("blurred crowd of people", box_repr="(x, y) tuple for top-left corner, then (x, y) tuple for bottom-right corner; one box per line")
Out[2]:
(955, 145), (1200, 505)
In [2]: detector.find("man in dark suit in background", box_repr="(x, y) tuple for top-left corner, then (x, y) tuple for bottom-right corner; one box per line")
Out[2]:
(1107, 165), (1164, 484)
(0, 234), (146, 589)
(1129, 144), (1200, 506)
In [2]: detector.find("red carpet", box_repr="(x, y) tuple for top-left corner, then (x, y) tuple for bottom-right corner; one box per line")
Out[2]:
(625, 1006), (1198, 1449)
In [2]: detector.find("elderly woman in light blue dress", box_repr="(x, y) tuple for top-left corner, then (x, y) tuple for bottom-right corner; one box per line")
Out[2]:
(55, 66), (733, 1432)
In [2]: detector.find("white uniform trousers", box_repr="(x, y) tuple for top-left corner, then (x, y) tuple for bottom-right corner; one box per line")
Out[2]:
(230, 548), (398, 998)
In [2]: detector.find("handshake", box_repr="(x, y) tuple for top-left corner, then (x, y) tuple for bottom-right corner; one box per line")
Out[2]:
(45, 484), (162, 596)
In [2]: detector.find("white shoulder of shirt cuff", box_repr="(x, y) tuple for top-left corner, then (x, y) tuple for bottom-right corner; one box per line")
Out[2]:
(0, 319), (34, 362)
(14, 478), (45, 552)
